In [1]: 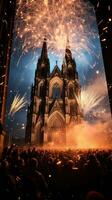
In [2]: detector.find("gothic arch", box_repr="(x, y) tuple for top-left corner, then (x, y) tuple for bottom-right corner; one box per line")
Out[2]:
(48, 111), (65, 129)
(35, 119), (43, 144)
(52, 83), (61, 98)
(49, 77), (63, 98)
(38, 80), (45, 97)
(47, 111), (65, 143)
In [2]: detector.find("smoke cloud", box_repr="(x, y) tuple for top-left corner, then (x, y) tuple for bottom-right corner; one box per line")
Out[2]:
(66, 120), (112, 149)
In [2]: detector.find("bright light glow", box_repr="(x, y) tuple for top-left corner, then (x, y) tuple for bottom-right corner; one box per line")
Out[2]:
(76, 75), (108, 115)
(9, 94), (27, 116)
(15, 0), (98, 61)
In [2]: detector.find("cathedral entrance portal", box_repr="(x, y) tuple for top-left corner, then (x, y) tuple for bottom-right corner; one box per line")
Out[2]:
(47, 111), (66, 145)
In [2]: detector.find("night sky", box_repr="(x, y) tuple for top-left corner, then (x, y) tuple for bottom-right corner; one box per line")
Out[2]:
(6, 0), (112, 140)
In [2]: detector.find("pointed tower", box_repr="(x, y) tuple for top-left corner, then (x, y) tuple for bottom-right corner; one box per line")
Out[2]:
(62, 37), (81, 127)
(25, 37), (82, 146)
(36, 38), (50, 78)
(25, 39), (50, 145)
(62, 38), (78, 80)
(40, 38), (48, 60)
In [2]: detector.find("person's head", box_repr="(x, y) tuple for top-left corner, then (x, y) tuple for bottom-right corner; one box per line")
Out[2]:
(1, 159), (9, 170)
(18, 158), (25, 167)
(29, 157), (38, 170)
(67, 159), (74, 169)
(86, 191), (105, 200)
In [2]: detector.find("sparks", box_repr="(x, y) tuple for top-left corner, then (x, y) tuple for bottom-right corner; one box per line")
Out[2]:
(9, 94), (27, 116)
(101, 38), (106, 42)
(103, 27), (108, 31)
(108, 18), (112, 22)
(76, 75), (108, 115)
(44, 0), (48, 6)
(14, 0), (99, 63)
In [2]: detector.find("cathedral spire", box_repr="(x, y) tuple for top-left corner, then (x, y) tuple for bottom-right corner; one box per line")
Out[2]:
(65, 36), (72, 63)
(66, 35), (70, 50)
(36, 38), (50, 77)
(41, 38), (48, 60)
(62, 35), (78, 79)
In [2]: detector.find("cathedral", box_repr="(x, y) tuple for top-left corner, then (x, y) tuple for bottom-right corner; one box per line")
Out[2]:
(25, 39), (81, 146)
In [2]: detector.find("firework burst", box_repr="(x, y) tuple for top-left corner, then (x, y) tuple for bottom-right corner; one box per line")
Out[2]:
(14, 0), (98, 63)
(76, 75), (109, 116)
(9, 94), (27, 116)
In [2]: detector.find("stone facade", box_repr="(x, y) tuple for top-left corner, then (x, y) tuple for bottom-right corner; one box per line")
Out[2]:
(25, 39), (81, 146)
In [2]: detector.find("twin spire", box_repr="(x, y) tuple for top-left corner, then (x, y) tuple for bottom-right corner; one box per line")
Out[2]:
(38, 37), (76, 78)
(40, 38), (48, 60)
(66, 35), (70, 50)
(40, 37), (72, 61)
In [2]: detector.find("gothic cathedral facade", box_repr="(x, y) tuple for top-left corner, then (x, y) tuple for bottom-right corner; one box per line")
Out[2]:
(25, 39), (81, 146)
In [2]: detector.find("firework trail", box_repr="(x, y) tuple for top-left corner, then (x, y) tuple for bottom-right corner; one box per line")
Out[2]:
(76, 75), (109, 116)
(14, 0), (98, 62)
(9, 94), (27, 116)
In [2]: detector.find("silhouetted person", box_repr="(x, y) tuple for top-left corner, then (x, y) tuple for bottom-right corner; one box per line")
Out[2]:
(22, 157), (48, 200)
(0, 159), (17, 199)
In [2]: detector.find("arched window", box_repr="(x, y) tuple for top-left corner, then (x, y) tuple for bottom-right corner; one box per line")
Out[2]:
(68, 85), (74, 98)
(52, 83), (61, 99)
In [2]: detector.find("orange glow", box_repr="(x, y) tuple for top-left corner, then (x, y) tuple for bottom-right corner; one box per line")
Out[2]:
(76, 74), (109, 116)
(15, 0), (97, 60)
(42, 120), (112, 150)
(44, 0), (48, 6)
(66, 120), (112, 149)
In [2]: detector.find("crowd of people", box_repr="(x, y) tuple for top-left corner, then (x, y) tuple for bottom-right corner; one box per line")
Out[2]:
(0, 145), (112, 200)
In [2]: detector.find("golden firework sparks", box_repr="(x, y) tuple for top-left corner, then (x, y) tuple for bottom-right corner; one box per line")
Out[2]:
(9, 94), (27, 116)
(76, 75), (108, 115)
(44, 0), (48, 6)
(14, 0), (98, 60)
